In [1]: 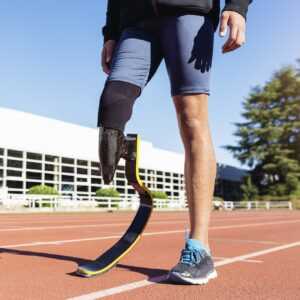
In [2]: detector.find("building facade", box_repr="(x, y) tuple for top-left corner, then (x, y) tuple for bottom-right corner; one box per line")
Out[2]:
(0, 107), (247, 200)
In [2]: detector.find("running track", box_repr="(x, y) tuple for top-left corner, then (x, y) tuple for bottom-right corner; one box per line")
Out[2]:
(0, 210), (299, 300)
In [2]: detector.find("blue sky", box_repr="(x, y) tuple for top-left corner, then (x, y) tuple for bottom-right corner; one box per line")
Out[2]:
(1, 1), (299, 168)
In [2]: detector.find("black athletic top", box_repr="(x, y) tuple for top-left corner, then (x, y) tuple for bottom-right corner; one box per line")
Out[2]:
(102, 0), (252, 43)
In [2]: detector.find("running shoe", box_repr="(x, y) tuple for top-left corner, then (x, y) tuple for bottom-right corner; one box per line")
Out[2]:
(168, 238), (217, 284)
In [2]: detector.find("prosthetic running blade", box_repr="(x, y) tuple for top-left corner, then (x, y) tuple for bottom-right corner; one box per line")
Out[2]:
(76, 134), (153, 277)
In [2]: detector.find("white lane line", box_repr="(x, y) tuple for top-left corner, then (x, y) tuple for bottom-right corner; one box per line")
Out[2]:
(67, 241), (300, 300)
(1, 219), (300, 249)
(213, 256), (263, 263)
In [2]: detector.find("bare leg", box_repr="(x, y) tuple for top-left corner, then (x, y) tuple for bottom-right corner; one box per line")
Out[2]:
(172, 93), (217, 250)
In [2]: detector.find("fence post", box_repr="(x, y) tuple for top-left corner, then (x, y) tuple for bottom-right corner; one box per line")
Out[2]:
(266, 201), (270, 210)
(247, 202), (252, 210)
(288, 202), (293, 210)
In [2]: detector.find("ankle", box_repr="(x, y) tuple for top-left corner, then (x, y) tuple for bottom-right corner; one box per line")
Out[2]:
(188, 236), (210, 253)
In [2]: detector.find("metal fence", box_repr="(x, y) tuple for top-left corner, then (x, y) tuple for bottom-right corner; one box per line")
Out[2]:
(0, 194), (293, 211)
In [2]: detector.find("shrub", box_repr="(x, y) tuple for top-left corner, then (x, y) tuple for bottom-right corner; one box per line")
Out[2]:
(95, 188), (120, 197)
(96, 188), (121, 208)
(150, 190), (168, 199)
(27, 184), (58, 195)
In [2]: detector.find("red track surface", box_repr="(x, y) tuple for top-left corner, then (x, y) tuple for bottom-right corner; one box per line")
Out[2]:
(0, 210), (300, 300)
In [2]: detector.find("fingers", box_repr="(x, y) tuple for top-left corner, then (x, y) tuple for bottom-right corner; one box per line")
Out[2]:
(101, 47), (110, 75)
(223, 27), (245, 53)
(222, 24), (238, 53)
(219, 13), (229, 37)
(220, 11), (246, 53)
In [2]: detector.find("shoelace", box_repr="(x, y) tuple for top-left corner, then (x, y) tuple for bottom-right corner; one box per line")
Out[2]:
(180, 248), (206, 266)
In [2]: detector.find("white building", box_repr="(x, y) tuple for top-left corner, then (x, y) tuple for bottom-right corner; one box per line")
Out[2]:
(0, 107), (186, 199)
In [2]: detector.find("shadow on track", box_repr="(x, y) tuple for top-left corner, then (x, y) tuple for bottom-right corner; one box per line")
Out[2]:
(0, 248), (184, 284)
(116, 263), (186, 285)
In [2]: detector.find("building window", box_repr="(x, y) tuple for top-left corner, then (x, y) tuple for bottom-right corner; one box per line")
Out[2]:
(27, 152), (42, 160)
(62, 157), (74, 165)
(7, 169), (22, 177)
(91, 178), (100, 184)
(128, 188), (136, 195)
(0, 148), (4, 156)
(45, 155), (59, 162)
(116, 172), (125, 178)
(116, 180), (125, 186)
(77, 168), (88, 175)
(45, 164), (55, 172)
(157, 184), (163, 189)
(92, 169), (100, 176)
(77, 159), (88, 166)
(0, 170), (3, 178)
(7, 149), (23, 158)
(45, 173), (55, 181)
(77, 177), (87, 183)
(77, 185), (88, 192)
(62, 175), (74, 182)
(0, 158), (3, 167)
(7, 180), (23, 189)
(166, 178), (171, 183)
(26, 162), (42, 170)
(117, 165), (125, 171)
(62, 166), (74, 174)
(91, 161), (100, 168)
(26, 172), (42, 180)
(7, 159), (23, 169)
(62, 184), (74, 192)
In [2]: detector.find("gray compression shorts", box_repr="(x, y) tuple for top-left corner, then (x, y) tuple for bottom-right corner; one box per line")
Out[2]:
(106, 14), (215, 97)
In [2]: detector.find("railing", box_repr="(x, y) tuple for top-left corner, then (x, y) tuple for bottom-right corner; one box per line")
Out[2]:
(222, 201), (293, 211)
(0, 194), (294, 211)
(0, 194), (188, 211)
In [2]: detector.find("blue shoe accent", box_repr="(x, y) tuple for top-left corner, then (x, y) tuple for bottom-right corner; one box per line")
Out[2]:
(186, 239), (211, 255)
(169, 237), (217, 284)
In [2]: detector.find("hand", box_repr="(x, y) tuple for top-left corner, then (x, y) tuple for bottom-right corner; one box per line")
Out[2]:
(219, 11), (246, 53)
(101, 40), (116, 75)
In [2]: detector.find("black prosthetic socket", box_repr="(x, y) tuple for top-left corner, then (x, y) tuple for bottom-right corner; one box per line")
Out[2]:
(97, 80), (141, 184)
(98, 126), (126, 184)
(97, 80), (141, 132)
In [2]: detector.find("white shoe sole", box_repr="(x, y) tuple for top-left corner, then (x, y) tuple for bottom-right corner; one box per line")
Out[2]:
(169, 269), (218, 285)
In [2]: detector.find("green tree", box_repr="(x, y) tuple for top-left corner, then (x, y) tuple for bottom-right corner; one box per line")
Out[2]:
(225, 63), (300, 197)
(240, 176), (258, 201)
(27, 184), (59, 195)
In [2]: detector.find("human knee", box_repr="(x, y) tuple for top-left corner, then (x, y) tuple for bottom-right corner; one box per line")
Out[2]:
(97, 80), (141, 131)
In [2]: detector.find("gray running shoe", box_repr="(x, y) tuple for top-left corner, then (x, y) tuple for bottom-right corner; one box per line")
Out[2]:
(169, 239), (217, 285)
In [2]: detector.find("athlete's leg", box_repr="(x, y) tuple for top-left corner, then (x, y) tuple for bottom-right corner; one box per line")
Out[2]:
(161, 14), (216, 284)
(172, 93), (216, 249)
(97, 23), (163, 184)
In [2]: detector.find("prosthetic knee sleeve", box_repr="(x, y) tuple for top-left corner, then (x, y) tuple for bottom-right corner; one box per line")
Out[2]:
(97, 80), (141, 184)
(97, 80), (141, 132)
